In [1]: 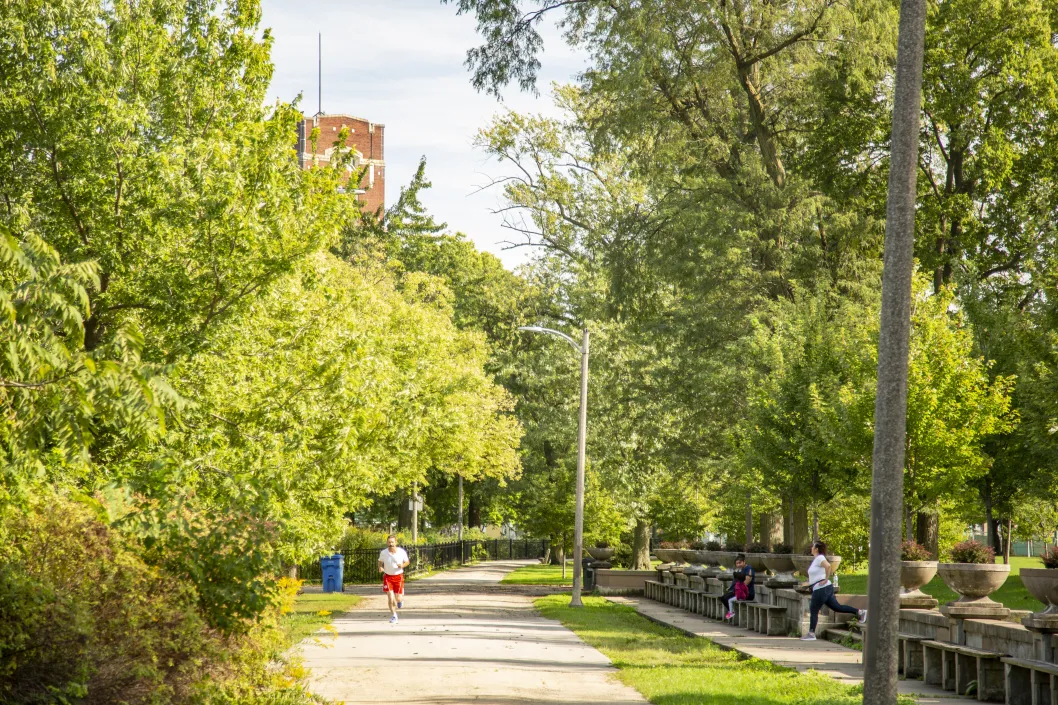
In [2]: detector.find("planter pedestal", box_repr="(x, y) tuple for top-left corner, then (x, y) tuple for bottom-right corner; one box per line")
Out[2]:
(900, 593), (939, 609)
(941, 602), (1010, 620)
(1020, 568), (1058, 633)
(1022, 614), (1058, 634)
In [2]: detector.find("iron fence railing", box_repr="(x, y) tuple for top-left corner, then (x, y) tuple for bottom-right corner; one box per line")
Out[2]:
(298, 537), (550, 585)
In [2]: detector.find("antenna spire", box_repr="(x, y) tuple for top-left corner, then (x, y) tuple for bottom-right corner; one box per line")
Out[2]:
(317, 32), (322, 116)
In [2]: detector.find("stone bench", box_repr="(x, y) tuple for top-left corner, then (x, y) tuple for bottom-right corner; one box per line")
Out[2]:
(1001, 656), (1058, 705)
(922, 640), (1005, 701)
(897, 633), (930, 680)
(745, 603), (788, 636)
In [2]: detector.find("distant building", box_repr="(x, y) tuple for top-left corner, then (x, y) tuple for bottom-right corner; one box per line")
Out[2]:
(297, 113), (385, 213)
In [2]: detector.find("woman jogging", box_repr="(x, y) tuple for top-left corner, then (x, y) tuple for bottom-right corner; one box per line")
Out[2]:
(801, 541), (866, 641)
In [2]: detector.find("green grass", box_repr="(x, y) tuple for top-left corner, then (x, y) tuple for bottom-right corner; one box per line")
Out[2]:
(534, 595), (907, 705)
(836, 556), (1043, 612)
(500, 563), (574, 585)
(281, 591), (361, 645)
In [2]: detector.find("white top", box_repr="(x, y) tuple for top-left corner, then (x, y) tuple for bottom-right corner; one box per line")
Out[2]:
(379, 547), (409, 575)
(808, 554), (831, 590)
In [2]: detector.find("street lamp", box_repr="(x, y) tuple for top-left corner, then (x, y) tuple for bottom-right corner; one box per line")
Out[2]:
(519, 325), (589, 608)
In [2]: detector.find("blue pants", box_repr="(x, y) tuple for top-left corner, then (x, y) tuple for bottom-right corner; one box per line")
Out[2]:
(809, 585), (858, 631)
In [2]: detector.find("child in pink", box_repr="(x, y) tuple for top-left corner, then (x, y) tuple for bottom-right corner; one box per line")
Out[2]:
(734, 578), (750, 602)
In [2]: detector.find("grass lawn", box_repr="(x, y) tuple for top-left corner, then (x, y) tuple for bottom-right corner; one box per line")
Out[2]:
(282, 591), (361, 645)
(501, 563), (574, 585)
(837, 556), (1043, 612)
(535, 595), (906, 705)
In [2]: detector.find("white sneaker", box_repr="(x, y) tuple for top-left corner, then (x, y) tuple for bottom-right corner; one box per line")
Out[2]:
(389, 615), (398, 624)
(801, 632), (816, 641)
(858, 609), (867, 625)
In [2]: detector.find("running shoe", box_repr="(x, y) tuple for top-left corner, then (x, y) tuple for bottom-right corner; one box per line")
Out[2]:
(858, 609), (867, 625)
(389, 615), (398, 624)
(724, 611), (734, 620)
(397, 601), (403, 609)
(800, 633), (816, 641)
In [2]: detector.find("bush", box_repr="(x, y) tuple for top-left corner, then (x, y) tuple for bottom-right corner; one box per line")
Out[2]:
(901, 540), (933, 561)
(690, 540), (706, 549)
(772, 543), (793, 554)
(610, 543), (633, 568)
(705, 540), (722, 551)
(747, 542), (770, 553)
(1040, 545), (1058, 570)
(594, 540), (611, 549)
(0, 492), (316, 705)
(724, 542), (744, 552)
(948, 539), (995, 564)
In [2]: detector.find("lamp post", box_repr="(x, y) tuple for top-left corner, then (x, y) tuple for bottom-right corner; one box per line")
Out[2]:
(519, 325), (589, 608)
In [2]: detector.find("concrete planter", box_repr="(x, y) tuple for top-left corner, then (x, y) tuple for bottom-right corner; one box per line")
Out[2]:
(654, 548), (682, 564)
(763, 553), (798, 587)
(1020, 568), (1058, 632)
(899, 560), (939, 609)
(586, 547), (614, 561)
(679, 549), (699, 564)
(595, 569), (656, 595)
(690, 549), (712, 565)
(937, 562), (1011, 619)
(745, 553), (769, 573)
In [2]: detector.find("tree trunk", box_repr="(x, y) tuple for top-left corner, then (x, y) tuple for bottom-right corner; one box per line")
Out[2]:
(784, 497), (795, 548)
(793, 503), (810, 552)
(905, 503), (913, 542)
(1004, 518), (1013, 564)
(287, 564), (298, 579)
(632, 519), (652, 570)
(916, 510), (939, 559)
(760, 513), (782, 548)
(745, 491), (754, 546)
(812, 509), (820, 542)
(398, 494), (413, 531)
(548, 535), (565, 566)
(468, 491), (482, 528)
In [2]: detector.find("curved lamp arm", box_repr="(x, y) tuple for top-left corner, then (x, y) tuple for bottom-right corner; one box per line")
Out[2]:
(518, 325), (582, 353)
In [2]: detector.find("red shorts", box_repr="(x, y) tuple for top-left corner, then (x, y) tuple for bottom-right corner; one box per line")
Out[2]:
(382, 573), (404, 594)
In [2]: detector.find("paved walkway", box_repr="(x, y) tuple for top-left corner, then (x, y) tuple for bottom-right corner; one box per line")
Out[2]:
(298, 560), (646, 705)
(608, 596), (957, 703)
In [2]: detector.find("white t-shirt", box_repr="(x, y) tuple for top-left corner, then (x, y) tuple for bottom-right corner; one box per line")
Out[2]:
(808, 554), (831, 590)
(379, 547), (409, 576)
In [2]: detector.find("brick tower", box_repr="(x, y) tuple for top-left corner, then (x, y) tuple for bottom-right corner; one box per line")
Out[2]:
(297, 113), (385, 213)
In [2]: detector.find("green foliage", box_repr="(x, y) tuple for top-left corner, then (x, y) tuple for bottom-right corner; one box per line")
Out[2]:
(1040, 546), (1058, 570)
(948, 540), (996, 564)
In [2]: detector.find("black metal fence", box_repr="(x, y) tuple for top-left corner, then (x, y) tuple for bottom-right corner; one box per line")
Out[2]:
(298, 537), (550, 585)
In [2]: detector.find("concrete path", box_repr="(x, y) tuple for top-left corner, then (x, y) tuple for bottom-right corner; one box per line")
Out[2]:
(298, 560), (646, 705)
(608, 596), (958, 703)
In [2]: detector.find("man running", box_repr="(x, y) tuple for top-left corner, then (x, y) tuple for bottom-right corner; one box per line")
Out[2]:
(378, 534), (410, 623)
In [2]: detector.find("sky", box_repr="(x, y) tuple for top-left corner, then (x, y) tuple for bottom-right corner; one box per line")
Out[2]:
(259, 0), (586, 270)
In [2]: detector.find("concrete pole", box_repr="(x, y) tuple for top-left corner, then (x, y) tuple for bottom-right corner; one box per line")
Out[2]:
(570, 327), (589, 608)
(863, 1), (926, 703)
(412, 481), (418, 546)
(458, 474), (464, 542)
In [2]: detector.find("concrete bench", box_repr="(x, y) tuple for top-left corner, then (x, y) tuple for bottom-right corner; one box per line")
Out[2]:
(746, 603), (787, 636)
(897, 633), (930, 680)
(922, 640), (1004, 701)
(1001, 656), (1058, 705)
(701, 593), (725, 620)
(644, 580), (660, 600)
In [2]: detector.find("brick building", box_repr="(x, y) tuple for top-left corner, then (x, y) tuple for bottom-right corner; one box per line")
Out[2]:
(297, 113), (385, 213)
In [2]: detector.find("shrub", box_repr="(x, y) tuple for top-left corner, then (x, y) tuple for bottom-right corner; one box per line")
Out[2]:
(901, 540), (933, 561)
(690, 540), (706, 549)
(610, 543), (632, 568)
(705, 540), (722, 552)
(772, 543), (793, 555)
(1040, 545), (1058, 570)
(948, 540), (995, 564)
(748, 542), (770, 553)
(594, 540), (611, 549)
(724, 542), (744, 552)
(658, 540), (678, 549)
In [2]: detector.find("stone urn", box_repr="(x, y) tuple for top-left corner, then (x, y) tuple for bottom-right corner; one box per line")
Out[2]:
(791, 554), (842, 577)
(586, 547), (615, 561)
(745, 553), (769, 573)
(1020, 568), (1058, 632)
(680, 548), (700, 565)
(654, 548), (681, 565)
(699, 550), (722, 578)
(716, 552), (737, 577)
(899, 561), (939, 609)
(763, 553), (798, 588)
(937, 563), (1011, 619)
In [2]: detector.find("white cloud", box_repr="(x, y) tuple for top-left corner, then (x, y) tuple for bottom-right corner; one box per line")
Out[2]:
(261, 0), (585, 269)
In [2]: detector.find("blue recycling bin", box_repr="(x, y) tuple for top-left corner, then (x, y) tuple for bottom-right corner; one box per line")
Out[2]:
(320, 553), (344, 593)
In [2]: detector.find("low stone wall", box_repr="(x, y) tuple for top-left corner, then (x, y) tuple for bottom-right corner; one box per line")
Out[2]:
(595, 569), (656, 595)
(899, 608), (1056, 663)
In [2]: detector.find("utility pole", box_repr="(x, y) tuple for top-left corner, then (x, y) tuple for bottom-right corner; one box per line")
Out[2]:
(411, 481), (418, 546)
(458, 474), (464, 563)
(570, 327), (589, 608)
(317, 33), (322, 116)
(862, 1), (927, 703)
